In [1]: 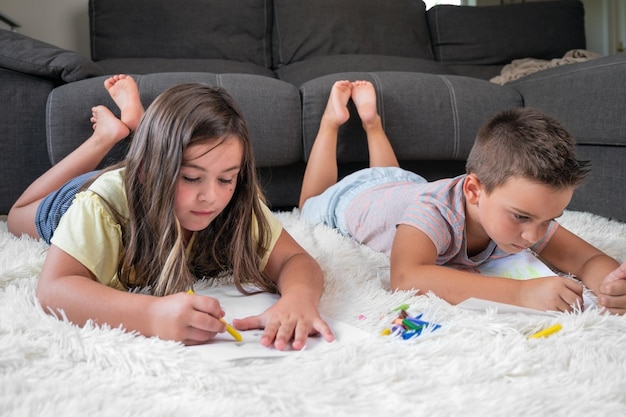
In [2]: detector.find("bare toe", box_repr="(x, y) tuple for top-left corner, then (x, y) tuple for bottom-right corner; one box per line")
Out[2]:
(104, 74), (144, 131)
(91, 105), (130, 145)
(351, 81), (379, 125)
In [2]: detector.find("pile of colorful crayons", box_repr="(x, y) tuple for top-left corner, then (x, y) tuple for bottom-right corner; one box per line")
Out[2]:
(380, 304), (441, 340)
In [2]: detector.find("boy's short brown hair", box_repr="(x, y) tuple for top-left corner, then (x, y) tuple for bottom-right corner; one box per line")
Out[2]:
(465, 107), (590, 193)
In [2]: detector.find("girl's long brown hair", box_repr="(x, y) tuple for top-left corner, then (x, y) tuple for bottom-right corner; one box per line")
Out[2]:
(115, 83), (275, 296)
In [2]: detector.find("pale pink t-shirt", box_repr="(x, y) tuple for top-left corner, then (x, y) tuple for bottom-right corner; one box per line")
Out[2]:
(343, 174), (557, 271)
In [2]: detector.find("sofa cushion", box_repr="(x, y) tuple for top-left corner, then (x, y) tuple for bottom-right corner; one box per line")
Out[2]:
(442, 64), (505, 81)
(94, 58), (276, 78)
(89, 0), (273, 68)
(0, 29), (102, 83)
(300, 72), (523, 164)
(272, 0), (433, 69)
(47, 73), (302, 169)
(427, 0), (586, 65)
(276, 54), (453, 86)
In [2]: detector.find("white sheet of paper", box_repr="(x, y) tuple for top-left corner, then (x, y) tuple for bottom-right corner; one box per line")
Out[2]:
(477, 249), (557, 279)
(457, 297), (557, 316)
(457, 249), (597, 314)
(189, 285), (369, 361)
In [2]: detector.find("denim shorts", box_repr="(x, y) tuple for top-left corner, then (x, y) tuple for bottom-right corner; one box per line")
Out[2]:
(35, 171), (99, 244)
(300, 167), (426, 236)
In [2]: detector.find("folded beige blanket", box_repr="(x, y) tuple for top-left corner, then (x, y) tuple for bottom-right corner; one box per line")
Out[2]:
(490, 49), (603, 85)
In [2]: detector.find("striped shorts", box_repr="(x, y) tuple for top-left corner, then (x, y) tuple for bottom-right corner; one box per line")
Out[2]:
(35, 171), (99, 244)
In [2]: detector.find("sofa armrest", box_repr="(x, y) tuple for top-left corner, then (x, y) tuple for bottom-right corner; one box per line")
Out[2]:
(0, 29), (103, 84)
(0, 68), (54, 214)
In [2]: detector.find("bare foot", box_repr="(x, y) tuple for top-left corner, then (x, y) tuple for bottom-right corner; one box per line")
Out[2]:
(104, 74), (144, 131)
(321, 80), (353, 128)
(90, 105), (130, 147)
(351, 81), (379, 127)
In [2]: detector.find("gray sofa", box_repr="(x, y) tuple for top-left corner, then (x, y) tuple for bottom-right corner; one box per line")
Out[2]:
(1, 0), (625, 222)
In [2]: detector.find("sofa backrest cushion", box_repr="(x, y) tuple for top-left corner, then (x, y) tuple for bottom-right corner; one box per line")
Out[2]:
(89, 0), (273, 68)
(272, 0), (433, 69)
(427, 0), (586, 65)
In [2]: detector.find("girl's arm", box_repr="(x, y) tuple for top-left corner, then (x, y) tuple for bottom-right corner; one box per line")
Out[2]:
(37, 245), (227, 345)
(390, 225), (584, 312)
(232, 229), (335, 350)
(538, 226), (625, 314)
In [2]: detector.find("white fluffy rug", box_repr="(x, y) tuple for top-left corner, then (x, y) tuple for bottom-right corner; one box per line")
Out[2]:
(1, 210), (626, 417)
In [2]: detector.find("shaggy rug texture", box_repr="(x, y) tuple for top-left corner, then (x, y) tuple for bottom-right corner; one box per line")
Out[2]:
(1, 210), (625, 417)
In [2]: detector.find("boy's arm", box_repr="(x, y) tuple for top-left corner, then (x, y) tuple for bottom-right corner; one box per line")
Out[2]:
(538, 225), (625, 313)
(598, 262), (626, 315)
(390, 225), (583, 311)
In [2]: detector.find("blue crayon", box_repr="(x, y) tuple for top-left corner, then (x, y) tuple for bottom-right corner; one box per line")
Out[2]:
(401, 328), (423, 339)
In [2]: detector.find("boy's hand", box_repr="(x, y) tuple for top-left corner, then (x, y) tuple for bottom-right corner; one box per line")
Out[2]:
(598, 261), (626, 315)
(232, 295), (335, 351)
(518, 276), (584, 312)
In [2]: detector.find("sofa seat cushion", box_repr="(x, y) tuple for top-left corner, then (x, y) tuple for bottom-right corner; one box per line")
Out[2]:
(89, 0), (273, 68)
(300, 72), (523, 164)
(276, 54), (453, 86)
(442, 63), (505, 81)
(272, 0), (433, 69)
(95, 58), (276, 78)
(427, 0), (585, 66)
(47, 73), (302, 169)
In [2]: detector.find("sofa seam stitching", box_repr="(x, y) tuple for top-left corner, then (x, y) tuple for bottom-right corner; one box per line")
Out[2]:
(438, 76), (460, 159)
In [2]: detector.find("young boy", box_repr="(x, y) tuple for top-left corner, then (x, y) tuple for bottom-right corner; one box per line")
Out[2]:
(299, 80), (626, 315)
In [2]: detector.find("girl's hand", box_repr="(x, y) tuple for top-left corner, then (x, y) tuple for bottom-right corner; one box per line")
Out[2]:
(232, 295), (334, 351)
(518, 276), (584, 312)
(148, 292), (227, 345)
(598, 261), (626, 315)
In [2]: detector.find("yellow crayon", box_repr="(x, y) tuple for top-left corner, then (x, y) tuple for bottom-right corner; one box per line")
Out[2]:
(220, 318), (243, 342)
(187, 289), (243, 342)
(529, 323), (562, 339)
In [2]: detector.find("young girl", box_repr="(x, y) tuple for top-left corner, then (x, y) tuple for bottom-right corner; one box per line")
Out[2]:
(8, 75), (334, 349)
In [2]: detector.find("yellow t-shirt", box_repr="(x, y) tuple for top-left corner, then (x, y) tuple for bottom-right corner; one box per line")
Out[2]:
(50, 168), (282, 290)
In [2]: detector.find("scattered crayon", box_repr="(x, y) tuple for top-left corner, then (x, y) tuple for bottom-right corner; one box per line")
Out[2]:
(528, 323), (562, 339)
(380, 304), (441, 340)
(187, 288), (243, 342)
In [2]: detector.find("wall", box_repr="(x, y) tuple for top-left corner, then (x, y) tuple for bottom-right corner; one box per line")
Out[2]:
(0, 0), (91, 57)
(0, 0), (623, 58)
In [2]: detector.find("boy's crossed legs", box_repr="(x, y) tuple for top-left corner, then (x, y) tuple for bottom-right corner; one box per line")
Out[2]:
(8, 74), (144, 238)
(298, 80), (399, 208)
